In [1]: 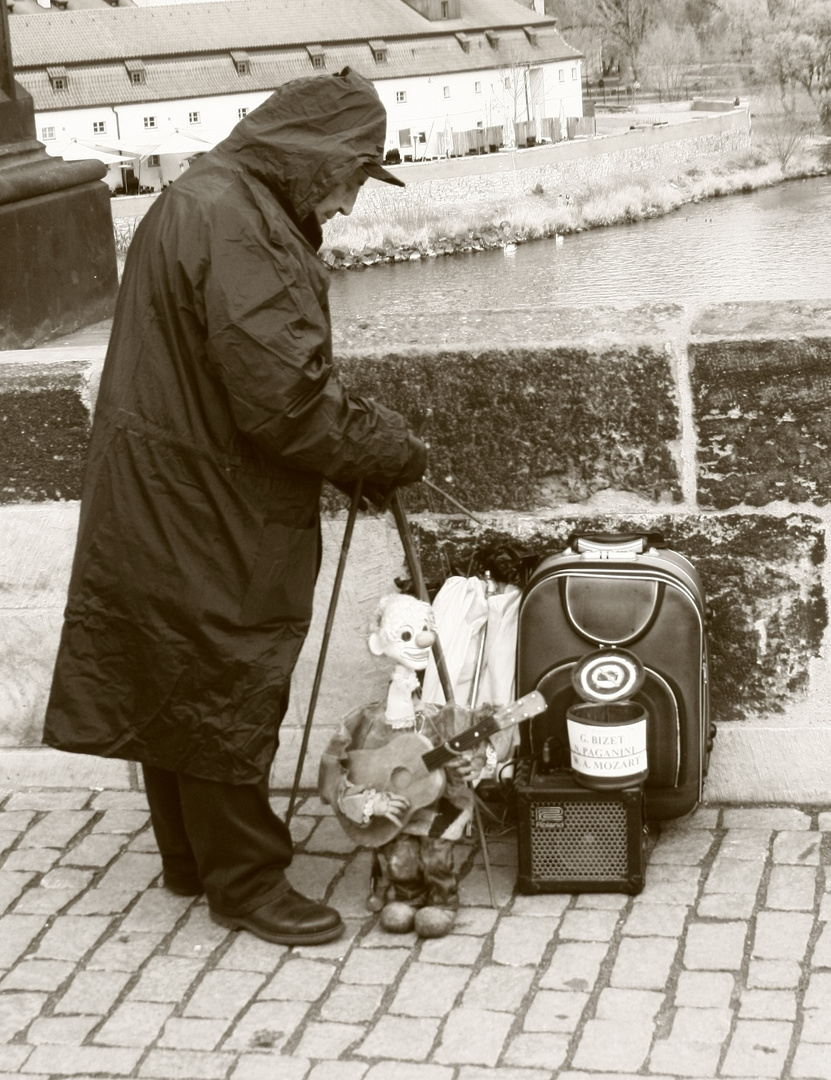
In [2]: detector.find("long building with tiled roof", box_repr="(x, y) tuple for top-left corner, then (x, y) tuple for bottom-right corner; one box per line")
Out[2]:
(9, 0), (584, 191)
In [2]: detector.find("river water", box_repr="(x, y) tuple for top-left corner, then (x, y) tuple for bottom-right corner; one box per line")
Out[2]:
(328, 173), (831, 318)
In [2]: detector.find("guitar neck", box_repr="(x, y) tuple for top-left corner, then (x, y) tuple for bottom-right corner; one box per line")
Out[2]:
(420, 691), (546, 773)
(422, 715), (500, 771)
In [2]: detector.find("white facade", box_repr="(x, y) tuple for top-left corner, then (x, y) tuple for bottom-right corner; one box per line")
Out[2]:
(39, 61), (583, 187)
(40, 91), (274, 189)
(376, 57), (583, 159)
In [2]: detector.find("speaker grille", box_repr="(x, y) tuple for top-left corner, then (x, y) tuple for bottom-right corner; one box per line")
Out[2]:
(530, 799), (628, 878)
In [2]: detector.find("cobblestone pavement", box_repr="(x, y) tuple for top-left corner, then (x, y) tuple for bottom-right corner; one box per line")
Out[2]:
(1, 790), (831, 1080)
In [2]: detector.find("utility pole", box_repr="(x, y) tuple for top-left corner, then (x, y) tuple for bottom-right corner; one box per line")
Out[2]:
(1, 4), (118, 349)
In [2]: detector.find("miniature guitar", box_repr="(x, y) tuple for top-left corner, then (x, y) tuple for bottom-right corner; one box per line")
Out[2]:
(343, 690), (546, 846)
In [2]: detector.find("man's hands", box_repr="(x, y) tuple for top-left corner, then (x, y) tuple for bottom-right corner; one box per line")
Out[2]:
(329, 432), (428, 513)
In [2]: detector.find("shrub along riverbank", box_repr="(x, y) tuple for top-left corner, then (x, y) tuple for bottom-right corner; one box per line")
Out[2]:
(320, 142), (831, 271)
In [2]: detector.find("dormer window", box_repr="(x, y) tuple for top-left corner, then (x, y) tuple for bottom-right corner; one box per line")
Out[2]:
(485, 30), (500, 50)
(455, 32), (470, 53)
(125, 59), (146, 86)
(230, 51), (250, 76)
(306, 45), (325, 70)
(441, 0), (449, 15)
(523, 26), (538, 46)
(369, 39), (388, 64)
(47, 66), (68, 91)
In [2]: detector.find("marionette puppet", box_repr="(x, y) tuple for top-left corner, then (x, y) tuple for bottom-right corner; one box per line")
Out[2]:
(319, 592), (544, 939)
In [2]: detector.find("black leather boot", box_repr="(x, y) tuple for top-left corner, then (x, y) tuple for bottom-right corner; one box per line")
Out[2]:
(210, 888), (344, 946)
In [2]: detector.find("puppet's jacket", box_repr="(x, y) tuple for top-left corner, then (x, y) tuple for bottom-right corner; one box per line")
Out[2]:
(319, 700), (494, 847)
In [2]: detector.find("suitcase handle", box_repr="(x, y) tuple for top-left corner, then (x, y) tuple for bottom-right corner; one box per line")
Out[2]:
(568, 532), (667, 555)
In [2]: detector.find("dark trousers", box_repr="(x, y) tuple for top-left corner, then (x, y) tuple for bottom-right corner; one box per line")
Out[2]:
(142, 764), (294, 916)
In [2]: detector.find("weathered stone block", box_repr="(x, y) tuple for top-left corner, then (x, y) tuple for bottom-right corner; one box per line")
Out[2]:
(691, 302), (831, 509)
(0, 362), (90, 502)
(337, 343), (681, 510)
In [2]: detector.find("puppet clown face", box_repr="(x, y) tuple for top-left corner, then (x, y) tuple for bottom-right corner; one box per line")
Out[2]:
(368, 594), (436, 671)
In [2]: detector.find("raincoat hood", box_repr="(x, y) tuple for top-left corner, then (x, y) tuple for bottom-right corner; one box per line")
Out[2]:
(212, 67), (389, 221)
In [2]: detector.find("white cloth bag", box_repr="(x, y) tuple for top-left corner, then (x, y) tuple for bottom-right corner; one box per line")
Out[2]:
(421, 576), (521, 709)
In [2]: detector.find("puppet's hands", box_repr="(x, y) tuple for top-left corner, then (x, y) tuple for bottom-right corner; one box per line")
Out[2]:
(445, 752), (477, 783)
(370, 791), (411, 827)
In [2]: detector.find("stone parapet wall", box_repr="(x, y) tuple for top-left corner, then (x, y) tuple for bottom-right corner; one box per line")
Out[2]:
(357, 108), (751, 208)
(109, 107), (751, 223)
(2, 300), (830, 803)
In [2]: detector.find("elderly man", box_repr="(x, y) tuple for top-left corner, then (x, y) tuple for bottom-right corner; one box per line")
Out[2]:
(43, 68), (426, 946)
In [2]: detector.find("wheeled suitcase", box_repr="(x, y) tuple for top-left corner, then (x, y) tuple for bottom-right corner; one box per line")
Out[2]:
(514, 761), (647, 894)
(516, 533), (713, 820)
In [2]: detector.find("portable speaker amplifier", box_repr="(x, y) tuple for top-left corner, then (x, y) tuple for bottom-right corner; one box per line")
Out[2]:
(515, 764), (646, 894)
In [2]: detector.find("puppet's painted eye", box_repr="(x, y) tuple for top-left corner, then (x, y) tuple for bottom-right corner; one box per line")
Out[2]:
(400, 628), (413, 642)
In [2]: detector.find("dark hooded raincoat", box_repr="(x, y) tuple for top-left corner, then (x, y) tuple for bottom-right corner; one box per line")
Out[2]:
(43, 69), (422, 784)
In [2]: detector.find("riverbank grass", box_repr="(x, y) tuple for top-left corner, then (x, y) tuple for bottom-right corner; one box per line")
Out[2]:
(322, 144), (828, 266)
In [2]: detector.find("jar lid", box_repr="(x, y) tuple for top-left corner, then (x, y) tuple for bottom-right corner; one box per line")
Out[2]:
(572, 648), (645, 703)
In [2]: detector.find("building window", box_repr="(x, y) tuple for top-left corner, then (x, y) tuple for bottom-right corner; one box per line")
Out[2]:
(306, 45), (325, 69)
(143, 116), (157, 129)
(572, 66), (578, 79)
(476, 121), (483, 128)
(474, 80), (481, 94)
(395, 90), (407, 104)
(398, 129), (411, 147)
(47, 66), (68, 91)
(369, 39), (388, 63)
(125, 59), (146, 85)
(147, 154), (161, 167)
(443, 85), (450, 99)
(93, 120), (107, 135)
(41, 126), (56, 141)
(559, 69), (565, 82)
(238, 107), (248, 119)
(441, 0), (449, 15)
(418, 131), (426, 143)
(189, 111), (201, 125)
(231, 51), (250, 75)
(504, 77), (511, 90)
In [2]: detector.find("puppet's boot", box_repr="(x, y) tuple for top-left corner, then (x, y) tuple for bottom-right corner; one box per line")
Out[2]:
(379, 901), (417, 934)
(414, 905), (457, 938)
(415, 837), (459, 938)
(378, 835), (426, 934)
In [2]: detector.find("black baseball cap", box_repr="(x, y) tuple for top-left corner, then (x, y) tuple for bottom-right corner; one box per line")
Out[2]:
(363, 160), (405, 187)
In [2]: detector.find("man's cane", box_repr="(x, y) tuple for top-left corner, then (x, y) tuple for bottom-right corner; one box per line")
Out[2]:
(286, 480), (363, 824)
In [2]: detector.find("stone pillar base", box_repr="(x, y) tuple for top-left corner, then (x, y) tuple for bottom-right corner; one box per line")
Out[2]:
(0, 178), (119, 350)
(0, 79), (119, 350)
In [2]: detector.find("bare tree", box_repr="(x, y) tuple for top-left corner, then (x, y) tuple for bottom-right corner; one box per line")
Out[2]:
(639, 22), (702, 99)
(590, 0), (665, 80)
(754, 0), (831, 130)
